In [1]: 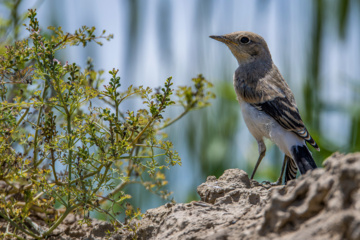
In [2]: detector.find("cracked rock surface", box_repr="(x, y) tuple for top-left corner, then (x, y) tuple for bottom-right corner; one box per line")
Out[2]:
(128, 152), (360, 240)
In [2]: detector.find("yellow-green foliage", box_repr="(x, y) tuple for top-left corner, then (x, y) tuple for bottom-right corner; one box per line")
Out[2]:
(0, 9), (214, 239)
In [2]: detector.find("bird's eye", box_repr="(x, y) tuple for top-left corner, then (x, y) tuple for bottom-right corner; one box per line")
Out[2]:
(240, 37), (250, 44)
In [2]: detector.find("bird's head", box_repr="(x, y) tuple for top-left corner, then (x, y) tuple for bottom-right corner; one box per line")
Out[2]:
(210, 31), (272, 65)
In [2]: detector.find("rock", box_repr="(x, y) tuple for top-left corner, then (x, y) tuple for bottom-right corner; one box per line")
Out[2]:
(197, 169), (252, 204)
(258, 153), (360, 240)
(128, 152), (360, 240)
(89, 221), (114, 238)
(133, 168), (279, 240)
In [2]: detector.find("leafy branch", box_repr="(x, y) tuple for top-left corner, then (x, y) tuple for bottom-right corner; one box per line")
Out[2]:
(0, 9), (214, 239)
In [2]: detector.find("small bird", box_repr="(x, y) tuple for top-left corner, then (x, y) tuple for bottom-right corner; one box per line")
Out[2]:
(210, 31), (319, 185)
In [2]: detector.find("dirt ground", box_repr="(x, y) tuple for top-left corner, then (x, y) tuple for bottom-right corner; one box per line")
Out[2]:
(2, 152), (360, 239)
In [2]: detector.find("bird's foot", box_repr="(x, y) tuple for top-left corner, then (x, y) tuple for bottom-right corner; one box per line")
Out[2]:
(261, 180), (283, 187)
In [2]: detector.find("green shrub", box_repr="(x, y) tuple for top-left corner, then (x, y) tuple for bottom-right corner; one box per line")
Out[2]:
(0, 9), (214, 239)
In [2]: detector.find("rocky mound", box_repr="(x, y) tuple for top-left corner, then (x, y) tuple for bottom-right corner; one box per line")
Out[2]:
(129, 152), (360, 240)
(2, 152), (359, 239)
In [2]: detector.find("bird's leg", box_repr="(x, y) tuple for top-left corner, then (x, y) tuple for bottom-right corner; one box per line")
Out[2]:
(270, 155), (289, 186)
(250, 140), (266, 179)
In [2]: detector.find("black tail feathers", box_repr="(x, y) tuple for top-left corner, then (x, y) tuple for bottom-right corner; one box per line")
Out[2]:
(291, 145), (317, 175)
(284, 157), (298, 184)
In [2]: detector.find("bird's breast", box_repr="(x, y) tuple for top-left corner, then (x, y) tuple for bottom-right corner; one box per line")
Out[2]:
(233, 75), (259, 104)
(240, 102), (272, 140)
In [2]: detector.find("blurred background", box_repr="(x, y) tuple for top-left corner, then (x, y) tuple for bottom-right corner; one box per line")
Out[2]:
(1, 0), (360, 215)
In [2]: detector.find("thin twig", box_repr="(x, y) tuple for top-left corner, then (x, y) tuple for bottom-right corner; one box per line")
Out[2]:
(159, 108), (189, 130)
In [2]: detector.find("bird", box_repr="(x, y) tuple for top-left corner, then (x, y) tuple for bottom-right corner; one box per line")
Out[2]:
(210, 31), (319, 185)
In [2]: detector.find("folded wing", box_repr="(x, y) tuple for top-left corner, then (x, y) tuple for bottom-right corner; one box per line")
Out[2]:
(251, 97), (319, 150)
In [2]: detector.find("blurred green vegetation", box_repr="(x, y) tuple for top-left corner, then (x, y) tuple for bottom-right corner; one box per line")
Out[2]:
(187, 82), (239, 177)
(304, 0), (360, 165)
